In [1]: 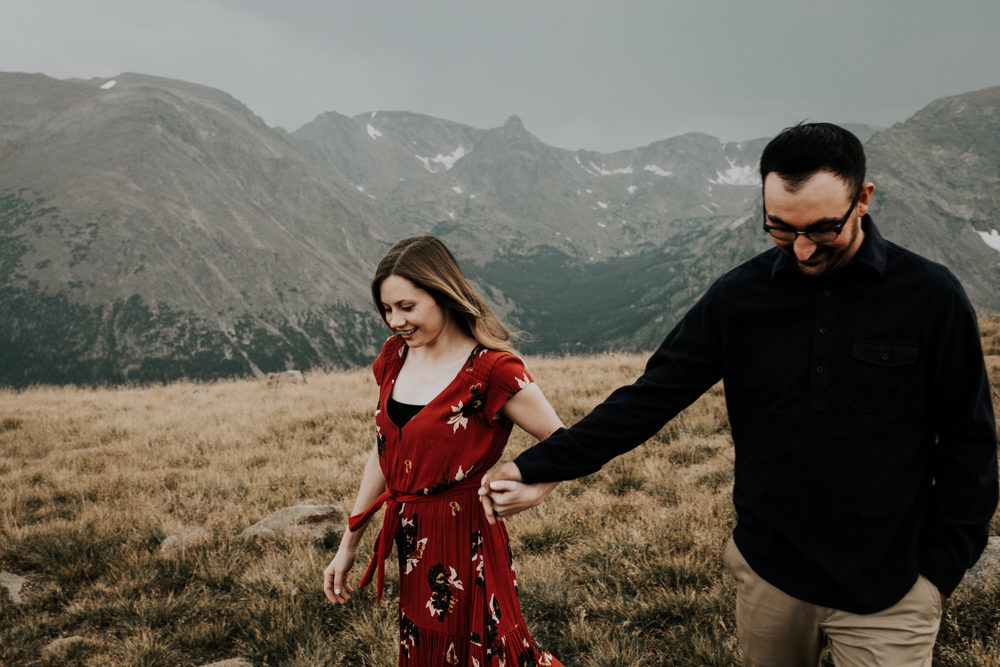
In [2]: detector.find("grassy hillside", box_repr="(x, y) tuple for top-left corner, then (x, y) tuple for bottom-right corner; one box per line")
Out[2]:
(1, 348), (998, 666)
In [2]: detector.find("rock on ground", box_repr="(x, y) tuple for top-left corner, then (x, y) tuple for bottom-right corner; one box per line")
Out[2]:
(0, 570), (26, 604)
(198, 660), (253, 667)
(43, 636), (88, 654)
(159, 527), (211, 557)
(953, 536), (1000, 597)
(240, 503), (344, 543)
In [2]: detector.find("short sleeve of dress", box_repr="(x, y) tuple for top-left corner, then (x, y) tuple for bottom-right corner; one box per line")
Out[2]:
(485, 353), (534, 422)
(371, 336), (400, 387)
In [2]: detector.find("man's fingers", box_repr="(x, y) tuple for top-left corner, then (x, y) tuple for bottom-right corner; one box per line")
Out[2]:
(489, 480), (521, 493)
(490, 461), (524, 483)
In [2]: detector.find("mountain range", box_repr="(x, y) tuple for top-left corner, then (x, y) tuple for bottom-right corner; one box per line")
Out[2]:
(1, 71), (997, 386)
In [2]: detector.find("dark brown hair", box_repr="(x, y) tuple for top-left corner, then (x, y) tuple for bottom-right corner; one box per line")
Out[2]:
(371, 236), (515, 353)
(759, 122), (866, 194)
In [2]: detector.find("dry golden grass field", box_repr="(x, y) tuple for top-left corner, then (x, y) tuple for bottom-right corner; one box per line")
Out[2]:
(1, 326), (998, 667)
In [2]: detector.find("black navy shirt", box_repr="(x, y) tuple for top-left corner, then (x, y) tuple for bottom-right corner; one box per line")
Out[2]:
(515, 215), (998, 613)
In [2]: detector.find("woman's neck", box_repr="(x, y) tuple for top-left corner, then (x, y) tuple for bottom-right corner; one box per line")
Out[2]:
(405, 321), (477, 365)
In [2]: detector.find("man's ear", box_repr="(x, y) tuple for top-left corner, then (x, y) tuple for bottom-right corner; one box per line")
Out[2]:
(857, 182), (875, 217)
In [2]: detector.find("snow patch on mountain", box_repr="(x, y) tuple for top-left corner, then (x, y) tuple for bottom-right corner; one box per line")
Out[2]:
(590, 162), (633, 176)
(628, 185), (637, 194)
(575, 155), (633, 177)
(597, 201), (608, 209)
(979, 229), (1000, 253)
(100, 80), (117, 90)
(644, 164), (673, 177)
(714, 157), (760, 186)
(414, 146), (467, 172)
(452, 185), (463, 194)
(367, 123), (382, 139)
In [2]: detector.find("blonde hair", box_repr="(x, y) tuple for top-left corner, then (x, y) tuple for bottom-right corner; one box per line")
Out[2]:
(372, 236), (516, 354)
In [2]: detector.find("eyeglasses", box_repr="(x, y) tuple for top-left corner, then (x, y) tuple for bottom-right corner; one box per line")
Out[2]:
(762, 188), (862, 244)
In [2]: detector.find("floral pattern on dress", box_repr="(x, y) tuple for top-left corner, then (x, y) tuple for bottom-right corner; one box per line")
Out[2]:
(376, 427), (386, 458)
(426, 563), (464, 620)
(517, 641), (538, 667)
(534, 640), (555, 667)
(499, 373), (533, 403)
(400, 611), (420, 658)
(471, 530), (485, 586)
(486, 594), (503, 659)
(395, 515), (427, 575)
(446, 382), (488, 432)
(423, 464), (474, 495)
(464, 344), (487, 371)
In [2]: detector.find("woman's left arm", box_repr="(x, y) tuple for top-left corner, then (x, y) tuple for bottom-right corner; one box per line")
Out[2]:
(479, 383), (564, 524)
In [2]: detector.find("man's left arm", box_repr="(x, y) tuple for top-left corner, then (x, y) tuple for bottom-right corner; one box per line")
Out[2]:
(921, 275), (999, 599)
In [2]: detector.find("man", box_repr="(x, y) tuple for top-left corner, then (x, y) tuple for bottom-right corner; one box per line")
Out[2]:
(480, 123), (998, 666)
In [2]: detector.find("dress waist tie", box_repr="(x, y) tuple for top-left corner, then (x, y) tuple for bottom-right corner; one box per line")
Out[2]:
(348, 476), (481, 601)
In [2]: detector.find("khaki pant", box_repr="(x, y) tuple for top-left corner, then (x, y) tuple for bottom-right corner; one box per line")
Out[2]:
(724, 539), (942, 667)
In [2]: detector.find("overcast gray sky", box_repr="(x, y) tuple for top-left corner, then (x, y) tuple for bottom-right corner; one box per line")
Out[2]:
(3, 0), (999, 152)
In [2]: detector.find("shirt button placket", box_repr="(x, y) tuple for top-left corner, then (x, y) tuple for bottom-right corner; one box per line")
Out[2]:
(810, 289), (835, 411)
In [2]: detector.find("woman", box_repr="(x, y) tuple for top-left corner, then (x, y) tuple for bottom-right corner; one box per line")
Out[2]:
(324, 236), (563, 667)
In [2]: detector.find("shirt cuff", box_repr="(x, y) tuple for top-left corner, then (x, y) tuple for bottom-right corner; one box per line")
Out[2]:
(919, 553), (968, 598)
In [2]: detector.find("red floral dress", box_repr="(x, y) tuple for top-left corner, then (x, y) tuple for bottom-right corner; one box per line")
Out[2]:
(349, 336), (562, 667)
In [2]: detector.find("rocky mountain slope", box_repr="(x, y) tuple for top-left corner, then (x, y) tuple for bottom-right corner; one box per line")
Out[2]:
(865, 86), (1000, 310)
(0, 72), (389, 384)
(0, 70), (996, 384)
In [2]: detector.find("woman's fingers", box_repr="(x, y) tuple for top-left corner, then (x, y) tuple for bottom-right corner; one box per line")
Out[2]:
(324, 560), (352, 604)
(332, 570), (351, 603)
(479, 474), (499, 525)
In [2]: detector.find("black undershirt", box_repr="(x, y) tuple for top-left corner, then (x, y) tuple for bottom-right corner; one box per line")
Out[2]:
(387, 395), (424, 429)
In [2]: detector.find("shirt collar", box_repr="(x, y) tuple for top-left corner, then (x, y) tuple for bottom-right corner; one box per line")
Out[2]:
(771, 214), (887, 281)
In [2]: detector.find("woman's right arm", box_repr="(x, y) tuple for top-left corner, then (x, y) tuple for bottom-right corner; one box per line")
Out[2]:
(324, 443), (386, 605)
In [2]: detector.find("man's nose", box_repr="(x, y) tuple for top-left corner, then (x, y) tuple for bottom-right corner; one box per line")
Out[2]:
(793, 235), (818, 261)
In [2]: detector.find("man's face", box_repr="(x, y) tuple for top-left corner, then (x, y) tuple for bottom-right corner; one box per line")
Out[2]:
(763, 171), (874, 278)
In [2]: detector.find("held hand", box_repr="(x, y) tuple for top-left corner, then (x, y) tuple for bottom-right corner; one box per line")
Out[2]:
(478, 462), (557, 521)
(479, 474), (502, 526)
(323, 545), (357, 605)
(479, 462), (525, 525)
(489, 479), (558, 519)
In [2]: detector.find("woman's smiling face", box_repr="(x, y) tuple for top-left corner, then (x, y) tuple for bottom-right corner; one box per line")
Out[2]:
(379, 274), (450, 348)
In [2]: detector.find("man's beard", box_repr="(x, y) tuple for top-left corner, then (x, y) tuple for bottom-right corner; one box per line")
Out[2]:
(783, 217), (861, 278)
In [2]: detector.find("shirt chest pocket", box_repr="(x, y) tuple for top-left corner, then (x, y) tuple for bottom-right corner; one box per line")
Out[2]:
(849, 341), (922, 413)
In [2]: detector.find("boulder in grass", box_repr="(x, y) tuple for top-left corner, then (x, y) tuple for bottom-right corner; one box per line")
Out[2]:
(0, 570), (26, 604)
(198, 660), (253, 667)
(953, 536), (1000, 597)
(159, 527), (211, 558)
(43, 636), (88, 654)
(240, 503), (345, 543)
